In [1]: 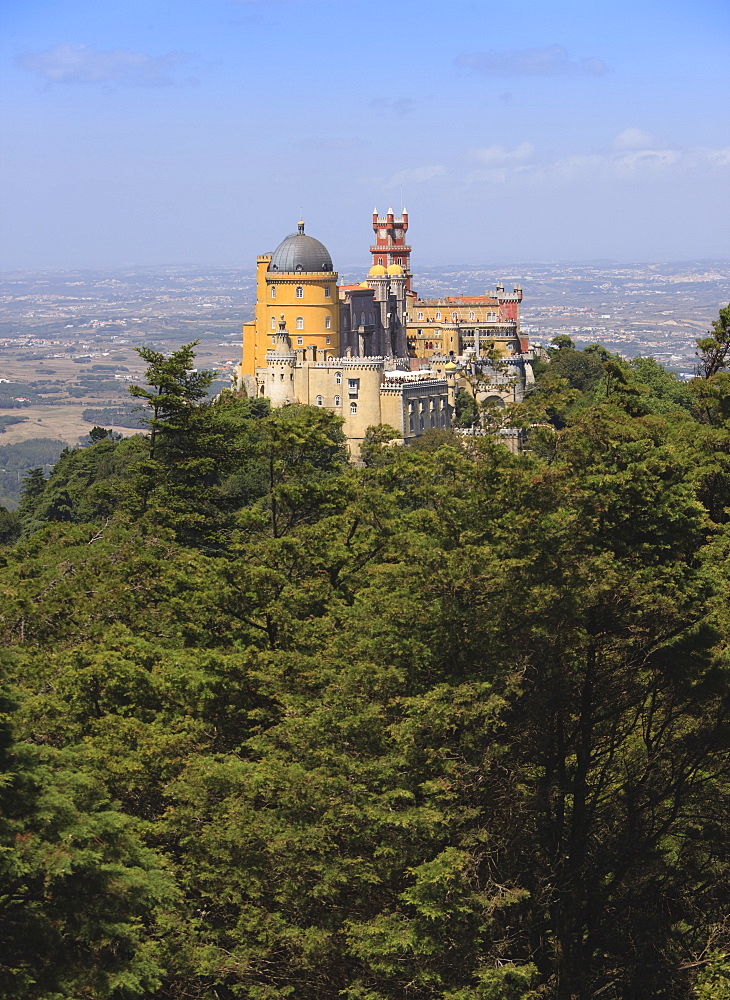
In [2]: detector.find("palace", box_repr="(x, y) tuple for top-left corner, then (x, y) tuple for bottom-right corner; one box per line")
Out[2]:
(236, 210), (533, 458)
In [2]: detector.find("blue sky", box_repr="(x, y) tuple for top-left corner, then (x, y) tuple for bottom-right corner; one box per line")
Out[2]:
(1, 0), (728, 269)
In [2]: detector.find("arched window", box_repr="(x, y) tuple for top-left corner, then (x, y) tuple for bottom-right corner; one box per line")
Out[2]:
(417, 312), (424, 321)
(350, 401), (357, 414)
(270, 316), (276, 330)
(452, 312), (458, 321)
(334, 395), (341, 406)
(396, 257), (402, 265)
(271, 336), (275, 345)
(469, 311), (475, 321)
(316, 395), (323, 406)
(296, 317), (304, 330)
(335, 372), (342, 384)
(360, 312), (366, 326)
(296, 285), (304, 299)
(270, 286), (276, 299)
(435, 311), (442, 321)
(325, 316), (331, 329)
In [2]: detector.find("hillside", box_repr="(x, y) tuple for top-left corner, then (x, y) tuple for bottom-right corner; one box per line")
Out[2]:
(1, 317), (729, 1000)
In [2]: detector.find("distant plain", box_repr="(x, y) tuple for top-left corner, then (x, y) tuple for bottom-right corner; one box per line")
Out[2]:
(1, 258), (729, 453)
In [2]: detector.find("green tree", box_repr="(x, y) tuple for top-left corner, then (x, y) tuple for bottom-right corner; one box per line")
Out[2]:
(454, 387), (479, 427)
(543, 346), (605, 393)
(256, 403), (348, 538)
(128, 341), (216, 460)
(87, 425), (122, 444)
(0, 664), (173, 998)
(360, 424), (400, 467)
(628, 356), (694, 412)
(695, 304), (730, 378)
(0, 506), (20, 545)
(16, 468), (46, 535)
(550, 334), (575, 350)
(126, 362), (271, 548)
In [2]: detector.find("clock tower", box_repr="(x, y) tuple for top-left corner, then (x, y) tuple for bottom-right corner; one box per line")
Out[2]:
(371, 206), (412, 291)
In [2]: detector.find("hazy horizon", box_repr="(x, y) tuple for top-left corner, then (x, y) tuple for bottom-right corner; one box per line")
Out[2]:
(2, 257), (729, 279)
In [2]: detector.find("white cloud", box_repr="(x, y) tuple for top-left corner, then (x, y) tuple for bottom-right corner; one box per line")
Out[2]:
(554, 145), (728, 182)
(387, 165), (446, 186)
(454, 45), (608, 77)
(613, 127), (659, 150)
(472, 142), (535, 166)
(703, 147), (730, 167)
(464, 142), (730, 187)
(16, 43), (194, 87)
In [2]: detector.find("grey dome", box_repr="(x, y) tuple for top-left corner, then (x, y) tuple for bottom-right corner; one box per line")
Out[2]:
(268, 222), (333, 273)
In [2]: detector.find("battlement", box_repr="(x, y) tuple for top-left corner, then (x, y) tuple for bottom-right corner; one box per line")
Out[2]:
(372, 206), (408, 228)
(313, 355), (387, 369)
(380, 377), (447, 393)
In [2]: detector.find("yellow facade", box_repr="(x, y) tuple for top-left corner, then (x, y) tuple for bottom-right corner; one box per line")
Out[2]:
(406, 287), (524, 361)
(241, 233), (340, 377)
(407, 323), (520, 360)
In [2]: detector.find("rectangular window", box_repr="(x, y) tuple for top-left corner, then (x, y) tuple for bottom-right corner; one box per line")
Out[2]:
(326, 336), (331, 344)
(324, 286), (331, 297)
(348, 378), (358, 394)
(297, 337), (303, 345)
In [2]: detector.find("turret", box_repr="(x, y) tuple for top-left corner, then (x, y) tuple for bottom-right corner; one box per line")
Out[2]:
(265, 315), (298, 406)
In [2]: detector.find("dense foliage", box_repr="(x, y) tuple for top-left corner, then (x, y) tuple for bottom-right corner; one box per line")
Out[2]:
(0, 437), (67, 510)
(1, 328), (729, 1000)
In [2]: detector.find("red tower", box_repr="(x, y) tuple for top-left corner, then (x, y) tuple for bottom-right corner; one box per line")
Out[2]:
(371, 206), (412, 290)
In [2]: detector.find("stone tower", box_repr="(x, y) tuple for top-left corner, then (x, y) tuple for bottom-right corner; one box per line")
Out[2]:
(371, 207), (412, 291)
(264, 315), (298, 406)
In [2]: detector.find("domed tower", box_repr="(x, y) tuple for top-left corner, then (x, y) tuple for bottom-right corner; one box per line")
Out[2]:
(242, 221), (339, 378)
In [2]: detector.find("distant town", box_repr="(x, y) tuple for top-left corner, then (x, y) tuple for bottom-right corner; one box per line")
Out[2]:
(0, 258), (728, 456)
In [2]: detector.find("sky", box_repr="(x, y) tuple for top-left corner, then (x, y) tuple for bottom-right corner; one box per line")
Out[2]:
(1, 0), (729, 270)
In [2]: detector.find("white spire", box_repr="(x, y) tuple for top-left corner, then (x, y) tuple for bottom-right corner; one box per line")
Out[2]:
(387, 205), (394, 214)
(402, 205), (407, 214)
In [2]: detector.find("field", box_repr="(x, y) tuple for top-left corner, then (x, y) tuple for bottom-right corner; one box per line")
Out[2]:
(0, 405), (143, 446)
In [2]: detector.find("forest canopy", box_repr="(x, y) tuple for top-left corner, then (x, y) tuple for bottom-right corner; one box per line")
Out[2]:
(1, 321), (729, 1000)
